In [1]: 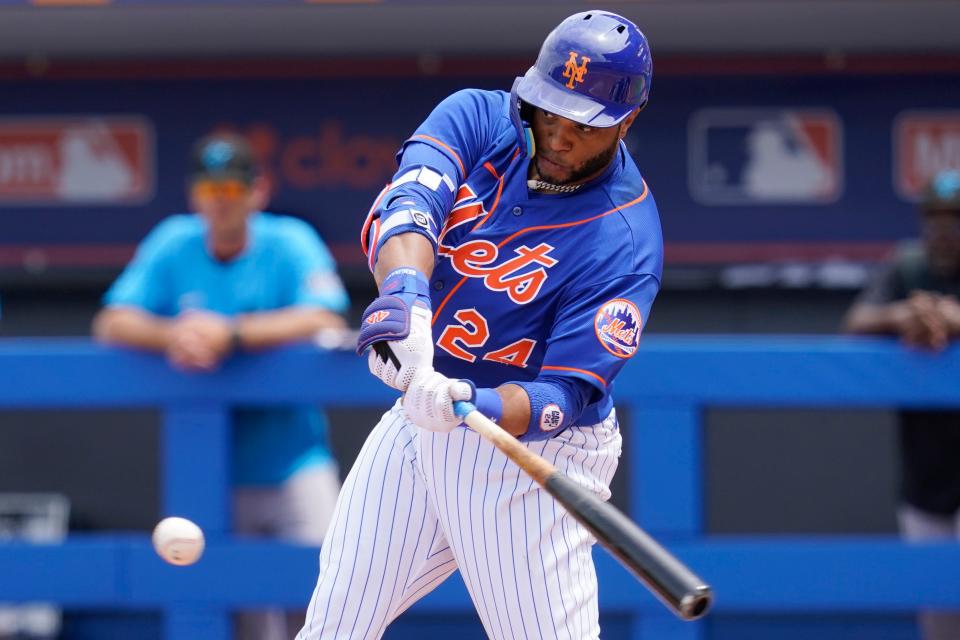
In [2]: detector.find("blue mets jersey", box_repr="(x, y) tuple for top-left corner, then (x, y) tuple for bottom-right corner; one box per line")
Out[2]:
(104, 212), (349, 486)
(370, 89), (662, 426)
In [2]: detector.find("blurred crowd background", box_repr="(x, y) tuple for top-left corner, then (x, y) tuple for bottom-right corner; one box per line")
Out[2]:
(0, 0), (958, 639)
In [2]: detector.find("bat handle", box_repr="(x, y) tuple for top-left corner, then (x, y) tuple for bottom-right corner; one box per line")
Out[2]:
(453, 400), (476, 418)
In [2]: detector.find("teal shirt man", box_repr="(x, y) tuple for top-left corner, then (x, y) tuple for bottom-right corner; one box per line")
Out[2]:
(103, 211), (349, 486)
(94, 133), (349, 640)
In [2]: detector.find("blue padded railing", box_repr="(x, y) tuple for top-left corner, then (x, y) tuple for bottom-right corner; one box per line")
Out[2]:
(0, 336), (959, 640)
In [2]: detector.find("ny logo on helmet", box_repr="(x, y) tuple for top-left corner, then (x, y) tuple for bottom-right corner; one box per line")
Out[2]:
(562, 51), (591, 89)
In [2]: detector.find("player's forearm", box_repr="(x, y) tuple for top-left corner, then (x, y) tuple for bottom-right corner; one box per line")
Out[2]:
(92, 307), (173, 352)
(373, 233), (436, 287)
(234, 307), (346, 351)
(843, 302), (906, 335)
(495, 383), (533, 437)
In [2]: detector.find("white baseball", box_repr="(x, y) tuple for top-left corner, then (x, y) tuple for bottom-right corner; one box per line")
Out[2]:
(152, 516), (205, 566)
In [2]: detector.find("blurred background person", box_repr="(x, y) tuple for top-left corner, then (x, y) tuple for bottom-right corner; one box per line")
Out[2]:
(92, 132), (349, 640)
(844, 168), (960, 640)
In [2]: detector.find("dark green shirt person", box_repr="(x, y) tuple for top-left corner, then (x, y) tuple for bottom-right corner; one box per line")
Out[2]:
(844, 169), (960, 640)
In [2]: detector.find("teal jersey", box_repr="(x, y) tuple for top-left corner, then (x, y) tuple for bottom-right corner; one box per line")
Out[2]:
(104, 212), (349, 486)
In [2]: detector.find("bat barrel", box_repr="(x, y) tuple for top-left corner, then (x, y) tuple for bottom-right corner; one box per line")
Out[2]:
(545, 472), (713, 621)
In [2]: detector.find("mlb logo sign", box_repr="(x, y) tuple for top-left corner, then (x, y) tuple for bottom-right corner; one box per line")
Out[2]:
(0, 117), (153, 205)
(688, 109), (843, 204)
(894, 111), (960, 200)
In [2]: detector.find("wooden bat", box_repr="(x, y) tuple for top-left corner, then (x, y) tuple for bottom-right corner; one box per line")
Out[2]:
(453, 400), (713, 621)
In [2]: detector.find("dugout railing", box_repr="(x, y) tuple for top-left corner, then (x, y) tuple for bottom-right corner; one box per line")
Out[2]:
(0, 336), (958, 640)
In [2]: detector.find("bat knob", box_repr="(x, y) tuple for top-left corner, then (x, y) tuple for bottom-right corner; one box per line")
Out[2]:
(680, 584), (713, 620)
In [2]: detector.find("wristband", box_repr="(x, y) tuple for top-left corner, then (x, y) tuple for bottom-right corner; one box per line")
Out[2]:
(459, 380), (503, 424)
(380, 267), (432, 309)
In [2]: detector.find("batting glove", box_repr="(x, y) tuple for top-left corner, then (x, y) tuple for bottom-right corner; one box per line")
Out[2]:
(402, 370), (474, 433)
(357, 267), (434, 392)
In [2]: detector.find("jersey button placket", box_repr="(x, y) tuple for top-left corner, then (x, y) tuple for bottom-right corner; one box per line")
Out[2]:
(512, 206), (523, 216)
(432, 280), (444, 291)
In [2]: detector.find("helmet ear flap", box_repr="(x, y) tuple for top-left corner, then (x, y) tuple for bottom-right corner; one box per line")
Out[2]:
(519, 100), (536, 124)
(518, 100), (537, 158)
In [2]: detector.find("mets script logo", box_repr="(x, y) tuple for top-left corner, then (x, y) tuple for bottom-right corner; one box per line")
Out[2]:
(365, 310), (390, 324)
(563, 52), (591, 89)
(443, 239), (558, 304)
(594, 298), (642, 358)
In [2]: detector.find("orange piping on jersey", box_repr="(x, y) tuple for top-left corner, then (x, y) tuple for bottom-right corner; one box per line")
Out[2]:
(470, 148), (522, 234)
(412, 134), (466, 178)
(432, 172), (509, 324)
(432, 146), (539, 325)
(367, 219), (382, 271)
(469, 170), (505, 233)
(360, 183), (390, 259)
(432, 277), (470, 325)
(483, 162), (499, 178)
(434, 181), (649, 323)
(541, 365), (608, 387)
(446, 204), (485, 231)
(497, 181), (649, 249)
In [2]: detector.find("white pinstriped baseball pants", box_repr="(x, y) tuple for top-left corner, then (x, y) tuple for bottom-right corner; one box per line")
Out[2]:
(296, 400), (622, 640)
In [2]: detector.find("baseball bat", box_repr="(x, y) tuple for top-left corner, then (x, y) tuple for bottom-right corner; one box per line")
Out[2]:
(453, 401), (713, 621)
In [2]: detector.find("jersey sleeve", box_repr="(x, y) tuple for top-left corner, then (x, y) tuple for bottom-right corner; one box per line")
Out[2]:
(852, 262), (903, 306)
(405, 89), (500, 183)
(281, 220), (350, 313)
(539, 273), (661, 398)
(102, 219), (178, 315)
(361, 90), (504, 270)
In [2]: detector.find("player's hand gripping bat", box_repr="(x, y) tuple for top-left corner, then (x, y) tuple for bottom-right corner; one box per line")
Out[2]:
(453, 401), (713, 621)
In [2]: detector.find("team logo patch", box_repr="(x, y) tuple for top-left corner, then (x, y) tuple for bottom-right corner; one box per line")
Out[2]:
(594, 298), (642, 359)
(540, 404), (564, 432)
(365, 310), (390, 324)
(563, 51), (591, 89)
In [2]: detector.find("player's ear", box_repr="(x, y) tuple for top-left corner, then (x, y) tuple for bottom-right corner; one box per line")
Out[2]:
(618, 107), (642, 139)
(249, 176), (272, 210)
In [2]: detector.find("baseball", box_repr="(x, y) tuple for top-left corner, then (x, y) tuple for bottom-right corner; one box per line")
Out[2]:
(152, 516), (205, 566)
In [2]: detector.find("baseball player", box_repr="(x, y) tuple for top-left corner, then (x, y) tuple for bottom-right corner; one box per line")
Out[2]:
(298, 11), (662, 639)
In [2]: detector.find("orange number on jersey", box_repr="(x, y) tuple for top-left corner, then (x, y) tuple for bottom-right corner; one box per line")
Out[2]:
(436, 308), (489, 363)
(483, 338), (536, 368)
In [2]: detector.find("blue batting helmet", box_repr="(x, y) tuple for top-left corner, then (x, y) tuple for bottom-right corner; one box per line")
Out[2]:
(514, 11), (652, 130)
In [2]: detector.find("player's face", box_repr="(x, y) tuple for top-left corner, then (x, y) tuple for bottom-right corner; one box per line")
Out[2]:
(531, 108), (638, 186)
(190, 177), (267, 254)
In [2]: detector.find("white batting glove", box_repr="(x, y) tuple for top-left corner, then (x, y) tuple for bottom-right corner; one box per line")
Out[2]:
(366, 305), (434, 392)
(357, 268), (434, 392)
(401, 369), (473, 433)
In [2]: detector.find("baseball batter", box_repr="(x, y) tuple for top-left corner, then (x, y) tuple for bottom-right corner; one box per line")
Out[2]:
(297, 11), (662, 639)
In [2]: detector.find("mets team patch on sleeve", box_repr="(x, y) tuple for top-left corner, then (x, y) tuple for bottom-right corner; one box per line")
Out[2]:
(540, 404), (564, 432)
(594, 298), (642, 358)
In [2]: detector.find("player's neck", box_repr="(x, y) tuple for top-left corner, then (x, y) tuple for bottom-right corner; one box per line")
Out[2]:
(208, 231), (248, 262)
